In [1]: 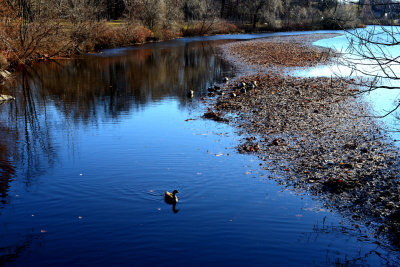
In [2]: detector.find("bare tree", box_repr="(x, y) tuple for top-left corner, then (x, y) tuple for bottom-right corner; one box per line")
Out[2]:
(123, 0), (167, 30)
(237, 0), (283, 29)
(314, 0), (400, 126)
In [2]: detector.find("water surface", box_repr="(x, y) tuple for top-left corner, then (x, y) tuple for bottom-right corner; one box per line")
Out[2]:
(1, 32), (399, 266)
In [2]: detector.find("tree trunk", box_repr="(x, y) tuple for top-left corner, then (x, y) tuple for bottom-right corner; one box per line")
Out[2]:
(220, 0), (225, 18)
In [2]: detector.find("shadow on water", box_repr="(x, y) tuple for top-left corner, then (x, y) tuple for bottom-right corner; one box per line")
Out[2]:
(0, 233), (40, 266)
(297, 216), (399, 266)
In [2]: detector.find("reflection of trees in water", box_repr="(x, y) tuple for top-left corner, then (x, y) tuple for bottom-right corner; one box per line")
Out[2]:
(0, 71), (58, 206)
(0, 123), (17, 205)
(0, 71), (61, 263)
(14, 71), (57, 179)
(0, 40), (233, 205)
(0, 40), (232, 206)
(28, 41), (232, 123)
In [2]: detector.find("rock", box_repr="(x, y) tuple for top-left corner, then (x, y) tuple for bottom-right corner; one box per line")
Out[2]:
(203, 111), (229, 122)
(323, 178), (347, 193)
(187, 90), (194, 98)
(239, 82), (246, 88)
(230, 92), (237, 98)
(214, 85), (221, 90)
(208, 87), (216, 92)
(223, 77), (229, 83)
(340, 163), (353, 169)
(238, 141), (260, 153)
(0, 94), (15, 103)
(269, 138), (286, 146)
(344, 143), (357, 150)
(240, 88), (247, 93)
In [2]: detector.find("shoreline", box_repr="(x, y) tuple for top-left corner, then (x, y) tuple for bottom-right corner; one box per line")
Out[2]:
(205, 33), (400, 246)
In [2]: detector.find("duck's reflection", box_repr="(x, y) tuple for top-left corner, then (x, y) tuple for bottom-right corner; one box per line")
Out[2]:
(163, 199), (179, 214)
(172, 202), (179, 214)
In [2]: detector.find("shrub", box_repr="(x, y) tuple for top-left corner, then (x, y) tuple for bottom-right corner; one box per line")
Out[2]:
(156, 26), (182, 41)
(211, 21), (239, 34)
(91, 23), (154, 50)
(128, 26), (154, 43)
(181, 24), (201, 36)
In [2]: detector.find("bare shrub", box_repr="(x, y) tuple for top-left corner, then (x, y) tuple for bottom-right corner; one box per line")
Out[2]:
(154, 26), (182, 41)
(128, 25), (154, 43)
(91, 23), (154, 49)
(182, 20), (239, 36)
(211, 21), (239, 34)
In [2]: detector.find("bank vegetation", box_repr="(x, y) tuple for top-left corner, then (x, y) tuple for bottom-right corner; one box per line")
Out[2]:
(1, 0), (392, 76)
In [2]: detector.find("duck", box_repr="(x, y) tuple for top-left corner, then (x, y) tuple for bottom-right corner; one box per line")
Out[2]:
(165, 190), (179, 204)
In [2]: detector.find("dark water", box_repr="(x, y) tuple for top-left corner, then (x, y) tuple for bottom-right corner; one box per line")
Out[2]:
(1, 33), (399, 266)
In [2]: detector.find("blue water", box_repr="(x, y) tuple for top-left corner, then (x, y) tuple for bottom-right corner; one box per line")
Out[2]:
(0, 32), (399, 266)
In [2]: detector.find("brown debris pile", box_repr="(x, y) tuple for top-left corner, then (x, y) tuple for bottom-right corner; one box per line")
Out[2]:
(221, 34), (339, 74)
(229, 41), (332, 68)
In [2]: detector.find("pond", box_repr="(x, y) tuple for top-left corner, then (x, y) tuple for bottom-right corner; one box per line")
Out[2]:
(1, 31), (399, 266)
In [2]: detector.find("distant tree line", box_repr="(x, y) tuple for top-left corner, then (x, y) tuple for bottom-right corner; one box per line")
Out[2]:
(0, 0), (383, 30)
(0, 0), (398, 70)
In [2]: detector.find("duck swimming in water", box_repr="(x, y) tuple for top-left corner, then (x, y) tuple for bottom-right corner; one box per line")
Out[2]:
(165, 190), (179, 204)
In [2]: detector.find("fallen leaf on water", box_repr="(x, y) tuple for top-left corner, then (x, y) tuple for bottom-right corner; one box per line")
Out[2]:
(41, 229), (47, 233)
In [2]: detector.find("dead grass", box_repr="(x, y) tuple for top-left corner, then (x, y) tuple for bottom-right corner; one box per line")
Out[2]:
(89, 23), (154, 50)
